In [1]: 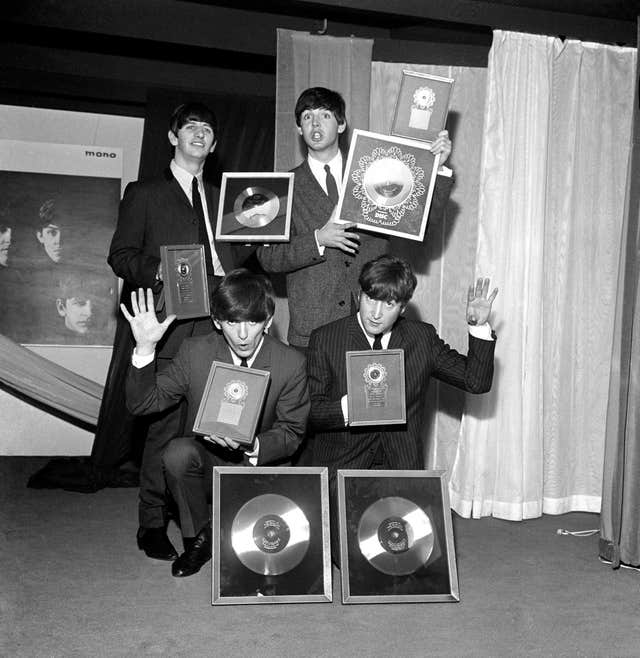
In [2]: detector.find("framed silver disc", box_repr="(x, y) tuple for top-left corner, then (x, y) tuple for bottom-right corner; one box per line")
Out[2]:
(231, 493), (310, 576)
(232, 186), (280, 228)
(357, 496), (433, 576)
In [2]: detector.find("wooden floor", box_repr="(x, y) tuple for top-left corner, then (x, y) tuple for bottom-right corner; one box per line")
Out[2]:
(3, 457), (638, 657)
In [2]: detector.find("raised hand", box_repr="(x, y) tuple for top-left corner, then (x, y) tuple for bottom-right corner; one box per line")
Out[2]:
(430, 129), (452, 165)
(316, 209), (360, 254)
(120, 287), (176, 355)
(466, 278), (498, 326)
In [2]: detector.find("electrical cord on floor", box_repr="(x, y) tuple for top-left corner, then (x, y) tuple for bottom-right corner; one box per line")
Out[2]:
(556, 528), (599, 536)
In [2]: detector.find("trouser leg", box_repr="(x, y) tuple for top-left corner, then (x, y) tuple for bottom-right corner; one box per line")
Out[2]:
(137, 358), (186, 528)
(162, 437), (212, 539)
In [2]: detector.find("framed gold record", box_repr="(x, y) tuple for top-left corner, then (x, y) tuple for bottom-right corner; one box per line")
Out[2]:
(215, 172), (294, 242)
(212, 466), (332, 604)
(337, 469), (459, 604)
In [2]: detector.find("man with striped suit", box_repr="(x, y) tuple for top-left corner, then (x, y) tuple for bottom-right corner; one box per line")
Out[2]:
(307, 255), (497, 554)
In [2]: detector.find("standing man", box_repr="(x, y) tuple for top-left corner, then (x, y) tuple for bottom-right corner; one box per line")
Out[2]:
(108, 102), (238, 562)
(123, 269), (310, 577)
(307, 255), (497, 555)
(256, 87), (454, 353)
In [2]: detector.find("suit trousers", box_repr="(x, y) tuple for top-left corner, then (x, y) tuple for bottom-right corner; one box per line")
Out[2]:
(162, 436), (244, 538)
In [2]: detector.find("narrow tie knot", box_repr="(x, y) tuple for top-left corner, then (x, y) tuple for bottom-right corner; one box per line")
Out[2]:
(372, 334), (383, 350)
(240, 357), (248, 367)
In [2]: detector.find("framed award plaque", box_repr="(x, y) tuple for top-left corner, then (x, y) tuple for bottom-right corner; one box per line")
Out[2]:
(212, 466), (332, 604)
(346, 349), (406, 426)
(337, 470), (459, 604)
(215, 172), (294, 242)
(160, 244), (210, 319)
(192, 361), (270, 446)
(391, 70), (454, 144)
(335, 129), (440, 242)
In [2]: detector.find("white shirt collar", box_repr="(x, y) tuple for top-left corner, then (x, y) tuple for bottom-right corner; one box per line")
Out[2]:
(307, 151), (342, 188)
(228, 335), (265, 368)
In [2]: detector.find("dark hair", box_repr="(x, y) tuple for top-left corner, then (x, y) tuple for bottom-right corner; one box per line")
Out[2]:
(212, 269), (275, 322)
(37, 199), (59, 230)
(294, 87), (346, 127)
(169, 102), (218, 137)
(358, 255), (417, 306)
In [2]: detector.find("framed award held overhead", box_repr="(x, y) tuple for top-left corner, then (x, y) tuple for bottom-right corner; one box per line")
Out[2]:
(391, 70), (454, 144)
(160, 244), (210, 319)
(212, 466), (332, 604)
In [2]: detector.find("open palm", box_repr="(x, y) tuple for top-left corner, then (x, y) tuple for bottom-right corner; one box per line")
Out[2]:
(466, 278), (498, 326)
(120, 288), (175, 352)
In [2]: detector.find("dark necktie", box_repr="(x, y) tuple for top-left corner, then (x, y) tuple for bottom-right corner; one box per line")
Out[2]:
(324, 164), (339, 205)
(372, 334), (383, 350)
(240, 357), (248, 367)
(192, 177), (214, 275)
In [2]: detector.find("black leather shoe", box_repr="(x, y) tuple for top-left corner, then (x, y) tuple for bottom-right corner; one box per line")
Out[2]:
(137, 527), (178, 561)
(172, 525), (212, 577)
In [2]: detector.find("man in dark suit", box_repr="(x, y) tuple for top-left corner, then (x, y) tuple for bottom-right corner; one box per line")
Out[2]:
(307, 255), (497, 555)
(107, 102), (238, 562)
(257, 87), (454, 352)
(122, 269), (310, 577)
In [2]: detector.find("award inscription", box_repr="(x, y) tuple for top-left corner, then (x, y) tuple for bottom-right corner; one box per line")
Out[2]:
(363, 362), (388, 408)
(218, 379), (249, 426)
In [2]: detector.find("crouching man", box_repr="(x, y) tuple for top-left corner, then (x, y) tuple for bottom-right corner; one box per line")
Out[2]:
(123, 269), (310, 577)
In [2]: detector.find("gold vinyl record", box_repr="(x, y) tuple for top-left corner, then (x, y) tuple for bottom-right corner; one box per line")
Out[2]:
(363, 158), (413, 208)
(232, 186), (280, 228)
(357, 496), (433, 576)
(231, 493), (310, 575)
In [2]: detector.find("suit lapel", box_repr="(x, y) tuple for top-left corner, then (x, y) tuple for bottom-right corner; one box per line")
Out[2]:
(387, 317), (407, 350)
(250, 335), (272, 372)
(347, 314), (371, 351)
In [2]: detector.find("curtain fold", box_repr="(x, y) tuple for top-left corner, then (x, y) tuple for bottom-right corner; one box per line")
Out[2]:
(600, 24), (640, 568)
(450, 31), (636, 520)
(369, 62), (487, 470)
(0, 334), (102, 425)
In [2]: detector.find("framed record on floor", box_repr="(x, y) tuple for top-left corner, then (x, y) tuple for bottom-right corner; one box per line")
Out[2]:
(212, 466), (332, 604)
(337, 470), (459, 604)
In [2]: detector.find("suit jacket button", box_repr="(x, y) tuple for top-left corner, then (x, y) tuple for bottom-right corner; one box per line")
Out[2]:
(339, 300), (345, 306)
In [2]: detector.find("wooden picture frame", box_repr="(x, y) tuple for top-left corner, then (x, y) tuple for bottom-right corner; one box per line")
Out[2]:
(335, 129), (440, 242)
(391, 70), (454, 143)
(215, 172), (294, 242)
(160, 244), (210, 319)
(192, 361), (270, 446)
(212, 466), (332, 604)
(337, 469), (459, 604)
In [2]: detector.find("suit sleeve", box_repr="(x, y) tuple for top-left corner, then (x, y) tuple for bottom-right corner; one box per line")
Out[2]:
(427, 174), (454, 227)
(429, 328), (495, 393)
(108, 182), (161, 291)
(255, 357), (310, 464)
(125, 341), (191, 416)
(306, 328), (349, 431)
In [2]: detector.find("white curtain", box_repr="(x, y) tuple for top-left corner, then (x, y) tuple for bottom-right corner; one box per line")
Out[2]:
(450, 31), (637, 520)
(369, 63), (487, 470)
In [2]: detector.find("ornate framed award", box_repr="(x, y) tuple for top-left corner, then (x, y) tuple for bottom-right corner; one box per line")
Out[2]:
(160, 244), (210, 319)
(337, 470), (459, 604)
(212, 466), (332, 604)
(346, 349), (406, 426)
(215, 172), (294, 242)
(192, 361), (269, 446)
(391, 70), (454, 144)
(335, 129), (440, 242)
